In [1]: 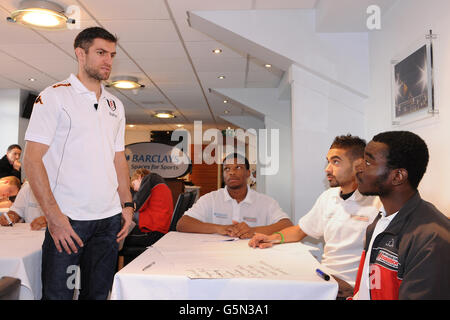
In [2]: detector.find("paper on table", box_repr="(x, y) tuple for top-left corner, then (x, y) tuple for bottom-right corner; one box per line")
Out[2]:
(186, 260), (290, 279)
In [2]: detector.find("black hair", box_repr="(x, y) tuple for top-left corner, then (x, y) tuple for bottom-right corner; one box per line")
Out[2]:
(222, 153), (250, 170)
(7, 144), (21, 152)
(330, 134), (366, 161)
(372, 131), (429, 190)
(73, 27), (118, 52)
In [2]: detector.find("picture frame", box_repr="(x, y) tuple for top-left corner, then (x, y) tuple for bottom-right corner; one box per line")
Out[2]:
(390, 30), (438, 126)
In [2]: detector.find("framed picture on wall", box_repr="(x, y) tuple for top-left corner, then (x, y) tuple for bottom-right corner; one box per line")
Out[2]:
(390, 31), (438, 126)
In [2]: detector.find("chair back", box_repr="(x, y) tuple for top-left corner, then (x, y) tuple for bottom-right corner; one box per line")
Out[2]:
(169, 192), (194, 231)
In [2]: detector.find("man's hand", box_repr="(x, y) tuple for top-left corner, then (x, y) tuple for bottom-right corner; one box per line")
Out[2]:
(116, 207), (133, 243)
(13, 160), (21, 171)
(248, 233), (277, 249)
(47, 213), (83, 254)
(31, 216), (47, 230)
(226, 220), (255, 239)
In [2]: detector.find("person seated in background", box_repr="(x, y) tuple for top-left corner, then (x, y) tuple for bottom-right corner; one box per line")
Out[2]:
(0, 144), (22, 180)
(177, 153), (293, 239)
(0, 176), (21, 209)
(249, 135), (381, 299)
(122, 168), (174, 250)
(0, 181), (46, 230)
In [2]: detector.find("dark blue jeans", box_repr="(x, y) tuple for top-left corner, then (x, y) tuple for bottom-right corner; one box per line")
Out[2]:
(41, 213), (122, 300)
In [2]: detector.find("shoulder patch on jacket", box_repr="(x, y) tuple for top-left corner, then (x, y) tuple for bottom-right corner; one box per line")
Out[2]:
(52, 83), (71, 88)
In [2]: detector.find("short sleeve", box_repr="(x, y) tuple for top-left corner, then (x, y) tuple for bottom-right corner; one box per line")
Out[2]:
(184, 192), (213, 223)
(24, 88), (61, 146)
(9, 183), (30, 219)
(298, 191), (328, 239)
(266, 198), (290, 225)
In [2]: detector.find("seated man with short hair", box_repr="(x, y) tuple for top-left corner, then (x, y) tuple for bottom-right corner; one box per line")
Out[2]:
(2, 181), (47, 230)
(176, 153), (293, 239)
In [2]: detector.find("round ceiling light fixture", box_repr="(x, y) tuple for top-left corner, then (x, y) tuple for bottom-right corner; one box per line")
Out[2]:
(153, 110), (175, 119)
(107, 76), (145, 90)
(7, 0), (75, 30)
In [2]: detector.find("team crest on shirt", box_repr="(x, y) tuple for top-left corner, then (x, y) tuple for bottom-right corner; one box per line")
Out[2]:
(106, 99), (117, 111)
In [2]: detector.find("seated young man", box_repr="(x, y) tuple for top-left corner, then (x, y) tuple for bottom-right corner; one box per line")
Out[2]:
(176, 153), (293, 239)
(1, 181), (46, 230)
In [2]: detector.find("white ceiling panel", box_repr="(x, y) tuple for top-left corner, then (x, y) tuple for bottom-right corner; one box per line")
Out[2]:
(191, 57), (246, 72)
(100, 20), (179, 42)
(78, 0), (170, 20)
(0, 43), (73, 61)
(136, 57), (193, 73)
(184, 41), (246, 59)
(120, 41), (185, 59)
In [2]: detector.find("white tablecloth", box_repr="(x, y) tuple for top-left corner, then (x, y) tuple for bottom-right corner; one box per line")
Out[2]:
(0, 223), (45, 299)
(111, 232), (338, 300)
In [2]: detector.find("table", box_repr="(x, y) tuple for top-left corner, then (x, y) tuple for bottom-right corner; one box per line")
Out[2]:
(111, 232), (338, 300)
(0, 223), (45, 299)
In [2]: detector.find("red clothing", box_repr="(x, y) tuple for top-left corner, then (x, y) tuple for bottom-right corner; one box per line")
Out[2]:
(138, 184), (173, 234)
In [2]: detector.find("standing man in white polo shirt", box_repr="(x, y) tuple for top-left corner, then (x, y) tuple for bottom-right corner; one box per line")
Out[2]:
(23, 27), (133, 300)
(177, 153), (293, 238)
(249, 135), (381, 299)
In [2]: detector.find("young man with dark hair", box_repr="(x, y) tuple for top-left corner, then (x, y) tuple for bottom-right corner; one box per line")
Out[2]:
(353, 131), (449, 300)
(23, 27), (133, 300)
(177, 153), (293, 238)
(0, 144), (22, 180)
(249, 135), (381, 299)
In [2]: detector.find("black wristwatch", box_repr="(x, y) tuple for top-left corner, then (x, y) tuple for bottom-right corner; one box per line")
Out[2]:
(123, 202), (135, 211)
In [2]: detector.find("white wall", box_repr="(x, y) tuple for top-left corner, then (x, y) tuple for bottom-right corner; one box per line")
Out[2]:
(290, 65), (366, 223)
(0, 89), (21, 154)
(367, 0), (450, 216)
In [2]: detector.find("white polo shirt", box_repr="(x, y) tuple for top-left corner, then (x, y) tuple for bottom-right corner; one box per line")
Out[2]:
(298, 187), (381, 286)
(25, 74), (125, 220)
(184, 186), (290, 227)
(10, 181), (43, 223)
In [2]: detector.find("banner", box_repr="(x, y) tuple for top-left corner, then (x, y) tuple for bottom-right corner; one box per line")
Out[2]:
(125, 142), (191, 178)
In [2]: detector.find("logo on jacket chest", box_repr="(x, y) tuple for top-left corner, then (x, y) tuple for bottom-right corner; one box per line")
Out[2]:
(106, 99), (117, 111)
(375, 250), (399, 270)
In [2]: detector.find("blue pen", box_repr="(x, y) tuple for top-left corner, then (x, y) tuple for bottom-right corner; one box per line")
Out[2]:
(315, 268), (330, 281)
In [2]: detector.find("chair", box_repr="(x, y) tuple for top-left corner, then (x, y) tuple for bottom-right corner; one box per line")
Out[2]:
(0, 277), (21, 300)
(169, 191), (195, 231)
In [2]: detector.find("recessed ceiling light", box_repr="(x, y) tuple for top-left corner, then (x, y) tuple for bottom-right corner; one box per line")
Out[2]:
(212, 48), (222, 54)
(28, 78), (36, 82)
(265, 64), (272, 68)
(218, 75), (226, 80)
(107, 76), (144, 90)
(153, 110), (175, 119)
(7, 0), (75, 30)
(223, 100), (228, 104)
(224, 110), (230, 114)
(176, 124), (184, 127)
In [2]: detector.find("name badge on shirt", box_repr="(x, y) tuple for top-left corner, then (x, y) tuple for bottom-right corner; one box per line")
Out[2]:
(243, 217), (257, 223)
(350, 214), (369, 222)
(214, 212), (228, 219)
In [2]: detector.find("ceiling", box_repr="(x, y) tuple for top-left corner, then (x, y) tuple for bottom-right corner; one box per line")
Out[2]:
(0, 0), (319, 131)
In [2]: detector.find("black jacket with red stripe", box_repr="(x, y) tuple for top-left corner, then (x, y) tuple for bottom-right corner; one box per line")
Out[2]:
(353, 192), (450, 300)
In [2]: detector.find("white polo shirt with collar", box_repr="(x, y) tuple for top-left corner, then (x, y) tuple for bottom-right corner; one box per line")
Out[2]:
(25, 74), (125, 221)
(184, 186), (290, 227)
(9, 181), (43, 223)
(298, 187), (381, 286)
